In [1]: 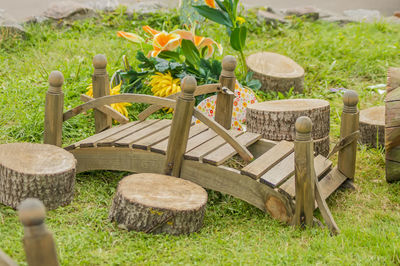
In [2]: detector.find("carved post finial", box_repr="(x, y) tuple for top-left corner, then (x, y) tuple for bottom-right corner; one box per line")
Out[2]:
(48, 71), (64, 94)
(343, 90), (359, 113)
(93, 54), (107, 69)
(295, 116), (312, 141)
(221, 55), (237, 77)
(18, 198), (46, 227)
(181, 76), (196, 100)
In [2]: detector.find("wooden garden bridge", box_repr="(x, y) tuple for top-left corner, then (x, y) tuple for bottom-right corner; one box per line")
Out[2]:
(43, 54), (359, 227)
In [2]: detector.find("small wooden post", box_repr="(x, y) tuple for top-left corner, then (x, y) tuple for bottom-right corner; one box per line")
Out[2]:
(215, 55), (237, 129)
(44, 71), (64, 147)
(338, 90), (359, 181)
(92, 54), (111, 133)
(292, 116), (315, 227)
(164, 76), (196, 177)
(18, 198), (59, 266)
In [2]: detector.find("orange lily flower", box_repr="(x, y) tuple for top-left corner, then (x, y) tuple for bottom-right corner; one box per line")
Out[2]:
(142, 25), (160, 36)
(116, 31), (144, 43)
(149, 31), (181, 57)
(173, 29), (223, 59)
(205, 0), (216, 8)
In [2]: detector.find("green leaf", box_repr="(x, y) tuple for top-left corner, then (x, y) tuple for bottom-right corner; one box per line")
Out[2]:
(230, 25), (247, 51)
(215, 0), (227, 12)
(181, 39), (200, 66)
(193, 5), (233, 28)
(158, 51), (181, 62)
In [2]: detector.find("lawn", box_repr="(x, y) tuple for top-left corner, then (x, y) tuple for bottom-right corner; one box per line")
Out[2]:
(1, 8), (400, 265)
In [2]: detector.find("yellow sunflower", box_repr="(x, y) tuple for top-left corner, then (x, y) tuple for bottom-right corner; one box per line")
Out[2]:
(149, 72), (181, 97)
(85, 82), (131, 118)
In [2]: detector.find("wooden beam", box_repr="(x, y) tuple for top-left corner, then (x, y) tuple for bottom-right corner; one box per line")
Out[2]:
(180, 160), (295, 223)
(0, 249), (17, 266)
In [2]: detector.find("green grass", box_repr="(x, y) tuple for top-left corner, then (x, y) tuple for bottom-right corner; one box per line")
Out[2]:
(1, 10), (400, 265)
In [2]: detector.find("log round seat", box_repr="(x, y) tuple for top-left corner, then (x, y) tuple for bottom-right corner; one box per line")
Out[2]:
(246, 52), (305, 93)
(246, 99), (330, 156)
(359, 106), (384, 148)
(0, 143), (76, 209)
(109, 173), (208, 235)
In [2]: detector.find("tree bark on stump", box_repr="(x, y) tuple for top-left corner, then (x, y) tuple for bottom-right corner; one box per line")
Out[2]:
(0, 143), (76, 210)
(109, 173), (207, 235)
(247, 99), (330, 156)
(246, 52), (305, 93)
(359, 106), (384, 148)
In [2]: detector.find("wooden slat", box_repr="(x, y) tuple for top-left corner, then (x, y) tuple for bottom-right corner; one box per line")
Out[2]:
(387, 68), (400, 94)
(185, 128), (218, 152)
(193, 109), (253, 162)
(385, 88), (400, 102)
(131, 125), (172, 150)
(259, 153), (295, 188)
(96, 120), (159, 147)
(114, 120), (172, 148)
(64, 121), (140, 150)
(150, 123), (206, 154)
(0, 249), (17, 266)
(241, 140), (294, 179)
(386, 159), (400, 182)
(278, 155), (333, 198)
(202, 132), (261, 165)
(184, 130), (243, 161)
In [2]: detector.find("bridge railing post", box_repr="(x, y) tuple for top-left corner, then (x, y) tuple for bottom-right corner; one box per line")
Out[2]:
(92, 54), (112, 133)
(44, 71), (64, 147)
(18, 198), (59, 266)
(164, 76), (196, 177)
(215, 55), (237, 129)
(338, 90), (359, 181)
(292, 116), (315, 227)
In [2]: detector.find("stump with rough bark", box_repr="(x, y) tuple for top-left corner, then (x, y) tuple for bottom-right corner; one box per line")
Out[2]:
(246, 52), (305, 93)
(109, 173), (207, 235)
(359, 106), (384, 148)
(0, 143), (76, 210)
(246, 99), (330, 156)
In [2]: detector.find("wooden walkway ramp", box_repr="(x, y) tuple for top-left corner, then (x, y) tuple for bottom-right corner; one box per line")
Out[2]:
(43, 55), (359, 226)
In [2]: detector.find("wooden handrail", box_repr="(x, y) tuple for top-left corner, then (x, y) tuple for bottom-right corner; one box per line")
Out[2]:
(193, 108), (253, 162)
(80, 94), (129, 124)
(63, 94), (176, 121)
(137, 83), (221, 121)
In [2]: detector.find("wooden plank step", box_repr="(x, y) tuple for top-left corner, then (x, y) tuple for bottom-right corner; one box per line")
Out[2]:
(185, 128), (218, 152)
(96, 120), (159, 147)
(131, 125), (172, 150)
(259, 153), (295, 188)
(64, 121), (141, 150)
(241, 140), (294, 179)
(278, 155), (333, 198)
(184, 130), (243, 161)
(202, 132), (261, 166)
(114, 119), (172, 148)
(150, 123), (207, 154)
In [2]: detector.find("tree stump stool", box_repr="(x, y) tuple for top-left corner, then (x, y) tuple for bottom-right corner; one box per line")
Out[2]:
(246, 99), (330, 156)
(109, 173), (207, 235)
(0, 143), (76, 210)
(246, 52), (305, 93)
(359, 106), (384, 148)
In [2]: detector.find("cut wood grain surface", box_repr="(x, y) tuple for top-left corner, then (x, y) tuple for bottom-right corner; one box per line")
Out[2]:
(109, 173), (207, 235)
(0, 143), (76, 210)
(359, 106), (384, 147)
(247, 99), (330, 141)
